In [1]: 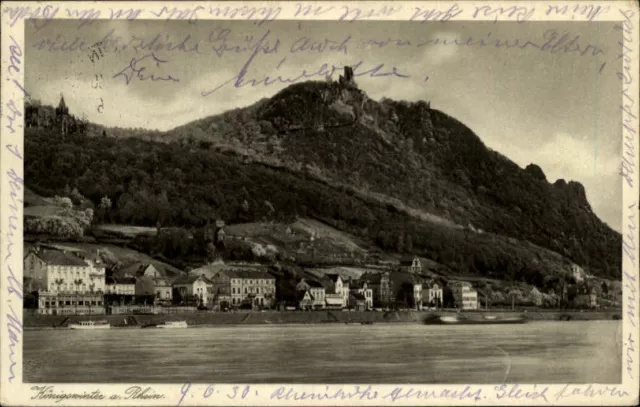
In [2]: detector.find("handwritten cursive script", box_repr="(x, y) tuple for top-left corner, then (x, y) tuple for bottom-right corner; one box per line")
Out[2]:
(113, 53), (180, 85)
(6, 305), (22, 382)
(201, 58), (409, 96)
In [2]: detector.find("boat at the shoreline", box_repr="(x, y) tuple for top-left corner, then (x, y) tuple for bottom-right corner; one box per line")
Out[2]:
(142, 321), (188, 329)
(68, 320), (111, 330)
(423, 314), (526, 325)
(158, 321), (188, 328)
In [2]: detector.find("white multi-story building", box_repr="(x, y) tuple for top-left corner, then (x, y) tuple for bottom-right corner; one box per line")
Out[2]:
(24, 247), (106, 315)
(450, 281), (478, 310)
(571, 264), (585, 283)
(351, 281), (374, 310)
(326, 274), (350, 308)
(423, 283), (443, 307)
(173, 274), (214, 307)
(105, 277), (136, 296)
(413, 283), (423, 309)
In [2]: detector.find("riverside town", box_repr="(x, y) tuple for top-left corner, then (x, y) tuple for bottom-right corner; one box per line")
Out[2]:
(18, 12), (628, 388)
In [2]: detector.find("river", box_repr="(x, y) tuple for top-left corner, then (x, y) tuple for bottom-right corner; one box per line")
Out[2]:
(24, 321), (621, 383)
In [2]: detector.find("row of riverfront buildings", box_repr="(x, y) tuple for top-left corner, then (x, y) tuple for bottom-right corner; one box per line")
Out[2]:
(25, 244), (606, 315)
(23, 244), (470, 314)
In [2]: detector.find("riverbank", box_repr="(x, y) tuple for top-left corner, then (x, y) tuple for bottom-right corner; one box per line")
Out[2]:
(24, 309), (621, 328)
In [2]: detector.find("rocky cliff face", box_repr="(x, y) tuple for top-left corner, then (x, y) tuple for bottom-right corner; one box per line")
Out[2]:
(24, 74), (621, 280)
(164, 77), (619, 278)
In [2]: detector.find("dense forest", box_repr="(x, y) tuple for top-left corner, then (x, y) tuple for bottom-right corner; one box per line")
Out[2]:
(24, 79), (621, 281)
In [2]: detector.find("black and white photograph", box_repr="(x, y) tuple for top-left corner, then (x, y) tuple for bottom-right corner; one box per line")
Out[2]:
(2, 1), (639, 404)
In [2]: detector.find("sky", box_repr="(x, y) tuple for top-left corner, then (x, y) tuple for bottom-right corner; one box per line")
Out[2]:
(25, 19), (622, 231)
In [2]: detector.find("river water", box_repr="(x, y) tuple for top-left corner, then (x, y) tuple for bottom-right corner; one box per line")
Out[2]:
(24, 321), (621, 384)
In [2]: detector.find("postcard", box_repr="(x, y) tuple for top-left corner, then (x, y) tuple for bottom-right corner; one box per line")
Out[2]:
(1, 1), (639, 406)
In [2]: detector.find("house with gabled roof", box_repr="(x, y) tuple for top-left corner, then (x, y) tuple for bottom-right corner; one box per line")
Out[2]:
(173, 274), (213, 307)
(400, 255), (422, 274)
(322, 273), (349, 308)
(296, 278), (325, 309)
(350, 280), (373, 309)
(297, 290), (314, 310)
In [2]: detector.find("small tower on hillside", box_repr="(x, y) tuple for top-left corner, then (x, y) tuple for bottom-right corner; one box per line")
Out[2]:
(55, 94), (71, 135)
(339, 66), (357, 88)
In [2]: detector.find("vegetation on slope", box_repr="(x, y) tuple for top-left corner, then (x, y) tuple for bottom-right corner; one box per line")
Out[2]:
(24, 78), (621, 281)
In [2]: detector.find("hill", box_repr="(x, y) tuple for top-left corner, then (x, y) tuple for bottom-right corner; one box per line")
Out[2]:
(23, 76), (621, 283)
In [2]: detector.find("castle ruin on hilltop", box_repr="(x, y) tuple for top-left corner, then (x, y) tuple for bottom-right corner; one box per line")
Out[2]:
(338, 66), (357, 89)
(26, 94), (83, 136)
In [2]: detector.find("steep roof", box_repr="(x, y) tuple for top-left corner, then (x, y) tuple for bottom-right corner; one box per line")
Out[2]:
(298, 278), (324, 288)
(34, 249), (89, 267)
(363, 272), (383, 284)
(222, 269), (275, 280)
(306, 279), (324, 288)
(400, 255), (418, 265)
(173, 274), (212, 285)
(115, 263), (164, 278)
(58, 95), (67, 110)
(153, 277), (171, 287)
(106, 276), (136, 285)
(116, 263), (144, 278)
(297, 290), (314, 302)
(326, 273), (342, 283)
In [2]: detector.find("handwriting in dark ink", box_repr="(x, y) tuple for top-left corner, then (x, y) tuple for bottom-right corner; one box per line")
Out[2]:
(4, 100), (22, 134)
(7, 305), (22, 382)
(178, 383), (191, 406)
(65, 8), (101, 28)
(472, 5), (536, 23)
(148, 6), (204, 21)
(339, 4), (403, 22)
(7, 35), (23, 75)
(410, 4), (464, 22)
(113, 53), (180, 85)
(545, 4), (610, 21)
(3, 5), (59, 29)
(209, 5), (281, 25)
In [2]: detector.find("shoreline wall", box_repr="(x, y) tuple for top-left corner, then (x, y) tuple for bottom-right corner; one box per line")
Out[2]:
(24, 309), (622, 328)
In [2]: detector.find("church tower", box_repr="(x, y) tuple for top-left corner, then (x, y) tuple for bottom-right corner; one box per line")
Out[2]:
(55, 94), (70, 135)
(56, 95), (69, 116)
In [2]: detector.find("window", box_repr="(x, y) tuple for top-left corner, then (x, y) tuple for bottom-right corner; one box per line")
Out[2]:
(244, 287), (248, 294)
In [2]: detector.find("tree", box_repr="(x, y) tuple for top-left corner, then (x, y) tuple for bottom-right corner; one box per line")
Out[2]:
(56, 196), (73, 209)
(172, 287), (183, 305)
(206, 242), (216, 263)
(405, 234), (414, 253)
(443, 286), (455, 308)
(395, 233), (405, 253)
(70, 187), (85, 205)
(98, 196), (112, 222)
